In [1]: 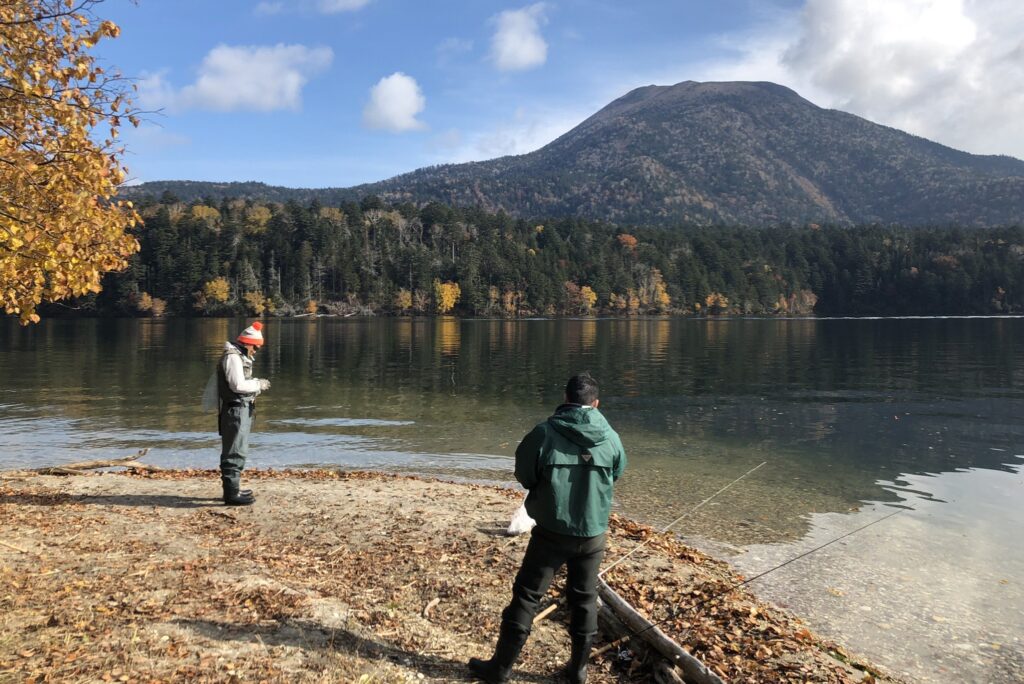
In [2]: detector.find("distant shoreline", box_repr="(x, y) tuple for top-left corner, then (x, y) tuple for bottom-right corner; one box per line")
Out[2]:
(11, 311), (1024, 324)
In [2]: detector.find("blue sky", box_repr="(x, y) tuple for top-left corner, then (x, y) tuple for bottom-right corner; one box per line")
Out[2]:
(96, 0), (1024, 188)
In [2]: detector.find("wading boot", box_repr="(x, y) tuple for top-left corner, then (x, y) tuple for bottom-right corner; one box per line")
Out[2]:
(223, 484), (255, 506)
(468, 625), (529, 683)
(565, 635), (594, 684)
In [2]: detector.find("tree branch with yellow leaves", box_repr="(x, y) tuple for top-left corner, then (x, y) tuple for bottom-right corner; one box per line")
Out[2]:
(1, 0), (140, 323)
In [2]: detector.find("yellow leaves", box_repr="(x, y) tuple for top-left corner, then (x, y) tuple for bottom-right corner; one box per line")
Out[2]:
(500, 288), (522, 316)
(705, 292), (730, 314)
(565, 281), (598, 314)
(244, 206), (272, 234)
(243, 291), (271, 316)
(394, 288), (413, 312)
(580, 285), (598, 311)
(432, 279), (461, 314)
(638, 267), (671, 312)
(191, 204), (221, 226)
(101, 20), (120, 39)
(85, 20), (119, 46)
(318, 206), (345, 224)
(1, 0), (138, 324)
(202, 278), (231, 304)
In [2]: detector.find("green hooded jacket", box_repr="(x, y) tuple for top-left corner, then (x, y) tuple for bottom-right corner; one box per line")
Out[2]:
(515, 404), (627, 537)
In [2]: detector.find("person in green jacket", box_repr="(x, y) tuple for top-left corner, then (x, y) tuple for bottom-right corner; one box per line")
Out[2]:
(470, 372), (626, 684)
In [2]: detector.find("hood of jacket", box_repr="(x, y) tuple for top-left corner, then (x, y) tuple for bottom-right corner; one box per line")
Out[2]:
(547, 404), (612, 448)
(223, 341), (244, 355)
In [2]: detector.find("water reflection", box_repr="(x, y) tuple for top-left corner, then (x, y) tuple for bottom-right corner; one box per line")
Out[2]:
(3, 316), (1022, 540)
(2, 317), (1023, 484)
(728, 465), (1024, 683)
(436, 317), (461, 357)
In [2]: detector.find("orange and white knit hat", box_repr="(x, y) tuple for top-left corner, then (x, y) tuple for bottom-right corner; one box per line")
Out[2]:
(237, 321), (265, 347)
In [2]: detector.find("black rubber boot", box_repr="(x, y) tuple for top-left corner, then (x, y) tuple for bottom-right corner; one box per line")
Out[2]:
(223, 484), (255, 506)
(468, 625), (529, 683)
(565, 635), (593, 684)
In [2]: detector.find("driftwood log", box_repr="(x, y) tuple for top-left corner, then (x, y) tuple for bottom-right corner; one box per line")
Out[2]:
(653, 660), (687, 684)
(597, 578), (725, 684)
(2, 449), (161, 476)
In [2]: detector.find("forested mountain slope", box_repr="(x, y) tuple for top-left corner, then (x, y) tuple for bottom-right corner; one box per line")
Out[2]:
(126, 81), (1024, 227)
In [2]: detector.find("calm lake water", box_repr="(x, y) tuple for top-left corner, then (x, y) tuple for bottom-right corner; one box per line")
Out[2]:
(1, 317), (1022, 683)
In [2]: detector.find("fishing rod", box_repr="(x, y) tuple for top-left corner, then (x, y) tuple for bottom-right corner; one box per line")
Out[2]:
(533, 460), (768, 625)
(600, 460), (768, 578)
(593, 505), (907, 657)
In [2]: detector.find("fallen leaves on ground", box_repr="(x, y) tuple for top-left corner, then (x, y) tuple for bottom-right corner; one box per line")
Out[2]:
(0, 470), (901, 683)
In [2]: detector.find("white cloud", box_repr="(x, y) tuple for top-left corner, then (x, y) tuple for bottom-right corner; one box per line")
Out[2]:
(437, 106), (587, 162)
(143, 44), (332, 112)
(136, 70), (177, 111)
(363, 72), (427, 132)
(490, 3), (549, 72)
(318, 0), (372, 13)
(693, 0), (1024, 159)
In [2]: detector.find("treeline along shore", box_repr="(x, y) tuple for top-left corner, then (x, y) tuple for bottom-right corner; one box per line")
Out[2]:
(42, 192), (1024, 320)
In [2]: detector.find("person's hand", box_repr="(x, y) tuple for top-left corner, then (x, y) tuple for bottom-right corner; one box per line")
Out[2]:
(259, 379), (271, 391)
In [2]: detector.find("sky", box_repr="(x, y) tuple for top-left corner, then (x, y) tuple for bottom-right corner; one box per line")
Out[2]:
(93, 0), (1024, 188)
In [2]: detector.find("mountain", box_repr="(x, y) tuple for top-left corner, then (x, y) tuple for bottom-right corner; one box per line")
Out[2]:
(125, 81), (1024, 227)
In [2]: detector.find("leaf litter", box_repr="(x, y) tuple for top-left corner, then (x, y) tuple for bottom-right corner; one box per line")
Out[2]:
(0, 469), (905, 683)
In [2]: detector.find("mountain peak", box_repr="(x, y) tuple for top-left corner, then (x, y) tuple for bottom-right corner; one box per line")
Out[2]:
(126, 81), (1024, 227)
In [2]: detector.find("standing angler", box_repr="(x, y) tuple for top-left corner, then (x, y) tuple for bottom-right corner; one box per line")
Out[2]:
(217, 321), (271, 506)
(470, 372), (627, 684)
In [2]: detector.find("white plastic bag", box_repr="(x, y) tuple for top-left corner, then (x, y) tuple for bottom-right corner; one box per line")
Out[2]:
(506, 499), (536, 536)
(201, 372), (218, 412)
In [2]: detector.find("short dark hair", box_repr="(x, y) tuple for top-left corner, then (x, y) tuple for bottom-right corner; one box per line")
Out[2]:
(566, 372), (599, 405)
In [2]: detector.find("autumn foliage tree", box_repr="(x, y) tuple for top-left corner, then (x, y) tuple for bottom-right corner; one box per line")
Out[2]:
(1, 0), (140, 323)
(433, 279), (461, 314)
(394, 288), (412, 313)
(193, 276), (230, 313)
(242, 291), (265, 316)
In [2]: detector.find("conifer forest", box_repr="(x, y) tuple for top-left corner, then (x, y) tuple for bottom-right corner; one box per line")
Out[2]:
(80, 193), (1024, 319)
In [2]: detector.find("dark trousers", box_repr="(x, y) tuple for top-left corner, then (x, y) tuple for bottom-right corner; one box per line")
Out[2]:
(219, 404), (252, 489)
(501, 526), (606, 639)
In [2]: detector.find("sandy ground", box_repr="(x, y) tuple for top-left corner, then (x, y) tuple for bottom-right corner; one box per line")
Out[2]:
(0, 469), (902, 683)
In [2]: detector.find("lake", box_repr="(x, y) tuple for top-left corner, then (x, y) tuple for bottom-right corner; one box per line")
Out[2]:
(1, 317), (1022, 683)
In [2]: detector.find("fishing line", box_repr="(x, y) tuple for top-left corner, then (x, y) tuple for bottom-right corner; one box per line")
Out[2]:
(600, 460), (768, 578)
(533, 460), (767, 625)
(594, 506), (908, 657)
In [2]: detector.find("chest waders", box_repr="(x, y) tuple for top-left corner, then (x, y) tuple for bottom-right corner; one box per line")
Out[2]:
(217, 348), (256, 504)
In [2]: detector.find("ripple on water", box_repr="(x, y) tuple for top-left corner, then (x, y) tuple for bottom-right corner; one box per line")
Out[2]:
(268, 418), (415, 428)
